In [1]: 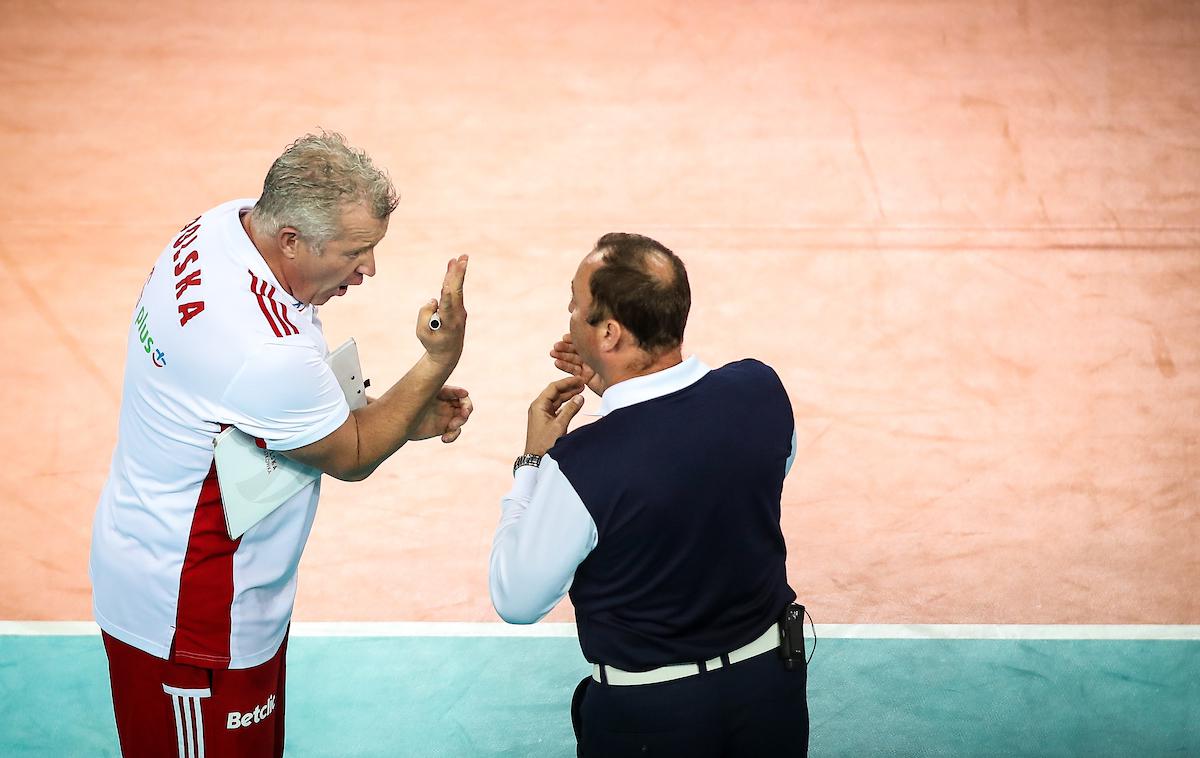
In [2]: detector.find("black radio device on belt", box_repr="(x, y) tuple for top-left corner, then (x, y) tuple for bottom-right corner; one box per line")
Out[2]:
(778, 603), (806, 671)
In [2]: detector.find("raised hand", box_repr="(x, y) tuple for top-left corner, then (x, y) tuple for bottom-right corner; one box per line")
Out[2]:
(550, 333), (606, 397)
(525, 376), (586, 455)
(417, 255), (468, 369)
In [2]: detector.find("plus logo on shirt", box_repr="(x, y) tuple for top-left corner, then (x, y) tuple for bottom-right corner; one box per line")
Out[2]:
(134, 306), (168, 368)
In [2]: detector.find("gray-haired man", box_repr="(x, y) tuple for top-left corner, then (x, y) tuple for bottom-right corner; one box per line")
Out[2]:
(91, 132), (471, 757)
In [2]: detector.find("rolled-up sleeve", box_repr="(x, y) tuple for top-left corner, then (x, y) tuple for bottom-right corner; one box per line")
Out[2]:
(489, 454), (598, 624)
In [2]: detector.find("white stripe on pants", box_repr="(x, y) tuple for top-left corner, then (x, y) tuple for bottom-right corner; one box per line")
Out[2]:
(163, 685), (211, 758)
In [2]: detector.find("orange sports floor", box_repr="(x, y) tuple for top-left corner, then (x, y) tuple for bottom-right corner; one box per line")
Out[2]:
(1, 0), (1197, 631)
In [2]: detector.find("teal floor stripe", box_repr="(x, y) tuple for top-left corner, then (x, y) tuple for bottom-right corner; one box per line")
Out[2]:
(1, 636), (1196, 756)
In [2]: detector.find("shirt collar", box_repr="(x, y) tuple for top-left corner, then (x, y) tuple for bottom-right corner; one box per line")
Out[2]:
(595, 355), (711, 417)
(227, 199), (311, 314)
(226, 199), (268, 273)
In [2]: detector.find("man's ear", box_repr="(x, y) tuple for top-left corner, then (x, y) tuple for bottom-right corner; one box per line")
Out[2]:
(278, 228), (301, 260)
(599, 319), (622, 352)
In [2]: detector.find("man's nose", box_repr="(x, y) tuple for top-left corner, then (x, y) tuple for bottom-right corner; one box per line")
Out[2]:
(357, 250), (376, 278)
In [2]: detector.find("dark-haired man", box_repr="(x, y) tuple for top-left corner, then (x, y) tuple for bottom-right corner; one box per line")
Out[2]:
(489, 233), (808, 756)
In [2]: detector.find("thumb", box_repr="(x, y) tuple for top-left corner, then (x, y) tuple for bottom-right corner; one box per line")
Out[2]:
(555, 394), (585, 427)
(416, 298), (438, 332)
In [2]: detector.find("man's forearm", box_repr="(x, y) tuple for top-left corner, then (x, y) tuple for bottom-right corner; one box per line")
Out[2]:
(337, 353), (456, 480)
(281, 255), (469, 481)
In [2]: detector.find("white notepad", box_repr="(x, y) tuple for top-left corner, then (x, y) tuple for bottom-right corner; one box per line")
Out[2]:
(214, 338), (368, 539)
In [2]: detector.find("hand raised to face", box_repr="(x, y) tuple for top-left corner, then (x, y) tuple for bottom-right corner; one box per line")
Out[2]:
(550, 333), (607, 397)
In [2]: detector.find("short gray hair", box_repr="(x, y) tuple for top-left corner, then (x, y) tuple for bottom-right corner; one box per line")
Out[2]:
(250, 131), (399, 250)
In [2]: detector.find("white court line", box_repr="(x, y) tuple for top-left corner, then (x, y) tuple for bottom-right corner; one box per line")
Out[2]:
(1, 621), (1199, 640)
(811, 624), (1200, 640)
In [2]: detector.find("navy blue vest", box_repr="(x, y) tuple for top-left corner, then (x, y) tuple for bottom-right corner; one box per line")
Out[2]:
(550, 359), (796, 671)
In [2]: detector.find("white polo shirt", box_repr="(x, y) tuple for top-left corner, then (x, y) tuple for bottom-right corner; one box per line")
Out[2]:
(90, 199), (349, 669)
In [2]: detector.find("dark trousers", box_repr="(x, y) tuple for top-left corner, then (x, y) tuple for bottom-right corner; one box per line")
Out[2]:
(571, 648), (808, 757)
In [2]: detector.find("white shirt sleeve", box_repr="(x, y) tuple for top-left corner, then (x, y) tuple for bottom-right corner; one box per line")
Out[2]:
(489, 454), (599, 624)
(220, 341), (350, 451)
(785, 428), (798, 477)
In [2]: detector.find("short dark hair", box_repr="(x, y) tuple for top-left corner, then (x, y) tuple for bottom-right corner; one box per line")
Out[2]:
(587, 232), (690, 351)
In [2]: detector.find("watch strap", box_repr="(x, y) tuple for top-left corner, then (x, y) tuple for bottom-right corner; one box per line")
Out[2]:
(513, 453), (543, 476)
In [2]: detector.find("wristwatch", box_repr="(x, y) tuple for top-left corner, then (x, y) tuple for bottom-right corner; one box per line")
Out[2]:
(513, 453), (543, 476)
